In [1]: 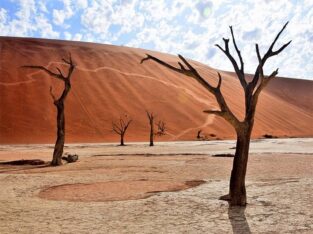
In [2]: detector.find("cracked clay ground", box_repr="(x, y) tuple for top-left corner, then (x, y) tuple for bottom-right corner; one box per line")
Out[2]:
(0, 138), (312, 233)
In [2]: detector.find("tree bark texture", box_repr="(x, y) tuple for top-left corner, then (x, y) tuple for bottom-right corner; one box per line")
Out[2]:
(146, 111), (154, 146)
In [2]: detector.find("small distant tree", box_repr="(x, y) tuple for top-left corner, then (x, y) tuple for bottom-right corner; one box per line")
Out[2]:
(141, 23), (291, 205)
(22, 54), (75, 166)
(156, 120), (166, 136)
(112, 115), (132, 146)
(146, 111), (155, 146)
(146, 111), (167, 146)
(197, 130), (202, 139)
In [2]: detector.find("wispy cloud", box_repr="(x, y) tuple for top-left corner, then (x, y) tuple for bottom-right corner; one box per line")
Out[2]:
(0, 0), (312, 79)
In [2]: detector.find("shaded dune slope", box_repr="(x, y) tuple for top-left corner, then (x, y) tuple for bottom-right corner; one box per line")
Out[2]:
(0, 37), (312, 143)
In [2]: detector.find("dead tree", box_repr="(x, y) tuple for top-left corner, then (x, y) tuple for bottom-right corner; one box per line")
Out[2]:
(197, 130), (202, 139)
(156, 120), (166, 136)
(22, 54), (76, 166)
(146, 111), (155, 146)
(146, 111), (166, 146)
(141, 22), (291, 206)
(112, 115), (132, 146)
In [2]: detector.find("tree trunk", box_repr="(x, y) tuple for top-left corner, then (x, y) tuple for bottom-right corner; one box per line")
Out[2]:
(51, 101), (65, 166)
(51, 81), (71, 166)
(228, 123), (253, 205)
(149, 120), (154, 146)
(120, 134), (125, 146)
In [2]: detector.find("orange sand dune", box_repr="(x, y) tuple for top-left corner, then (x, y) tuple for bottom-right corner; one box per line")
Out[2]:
(0, 37), (312, 144)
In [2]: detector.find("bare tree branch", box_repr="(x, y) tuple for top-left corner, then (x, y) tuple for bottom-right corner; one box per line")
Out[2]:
(267, 21), (290, 54)
(178, 62), (186, 71)
(124, 119), (132, 131)
(141, 54), (183, 74)
(156, 120), (166, 136)
(141, 55), (240, 129)
(112, 122), (122, 135)
(253, 68), (279, 99)
(216, 72), (222, 90)
(215, 34), (247, 89)
(250, 22), (291, 90)
(22, 53), (75, 83)
(21, 65), (66, 81)
(255, 44), (262, 62)
(56, 68), (66, 79)
(146, 110), (155, 121)
(112, 115), (132, 146)
(141, 53), (216, 94)
(62, 53), (73, 65)
(271, 40), (292, 56)
(203, 110), (225, 117)
(229, 26), (244, 73)
(255, 44), (264, 79)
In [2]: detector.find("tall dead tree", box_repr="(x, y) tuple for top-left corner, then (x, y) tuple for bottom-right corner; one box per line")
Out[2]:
(22, 54), (76, 166)
(146, 111), (166, 146)
(112, 115), (132, 146)
(141, 22), (291, 206)
(146, 111), (155, 146)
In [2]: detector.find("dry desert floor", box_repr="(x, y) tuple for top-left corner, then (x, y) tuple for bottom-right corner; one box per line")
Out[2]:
(0, 138), (312, 233)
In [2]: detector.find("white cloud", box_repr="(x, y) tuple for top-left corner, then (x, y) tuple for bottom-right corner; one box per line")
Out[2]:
(52, 0), (74, 26)
(80, 1), (113, 35)
(0, 8), (8, 33)
(14, 0), (36, 20)
(64, 31), (72, 40)
(73, 33), (82, 41)
(0, 0), (59, 39)
(76, 0), (88, 9)
(35, 14), (60, 38)
(38, 1), (48, 13)
(0, 0), (312, 78)
(0, 8), (7, 24)
(3, 0), (37, 36)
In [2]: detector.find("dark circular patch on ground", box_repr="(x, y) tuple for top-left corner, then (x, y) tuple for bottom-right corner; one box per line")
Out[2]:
(38, 180), (206, 202)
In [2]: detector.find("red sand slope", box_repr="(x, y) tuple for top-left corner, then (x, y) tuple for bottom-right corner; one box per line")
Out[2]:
(0, 37), (312, 144)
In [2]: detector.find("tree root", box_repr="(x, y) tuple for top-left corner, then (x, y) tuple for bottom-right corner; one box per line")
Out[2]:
(219, 194), (231, 201)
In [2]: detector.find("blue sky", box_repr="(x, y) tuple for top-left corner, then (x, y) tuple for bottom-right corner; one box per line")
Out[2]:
(0, 0), (312, 79)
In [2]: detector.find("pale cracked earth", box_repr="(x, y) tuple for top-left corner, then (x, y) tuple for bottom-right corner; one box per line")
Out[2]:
(0, 138), (312, 233)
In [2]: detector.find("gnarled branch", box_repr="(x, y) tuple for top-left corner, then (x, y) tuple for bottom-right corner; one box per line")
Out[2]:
(216, 72), (222, 90)
(230, 26), (244, 74)
(141, 55), (240, 128)
(250, 22), (291, 90)
(203, 110), (225, 117)
(141, 54), (219, 95)
(156, 120), (166, 136)
(253, 68), (279, 101)
(215, 28), (247, 89)
(21, 65), (66, 81)
(146, 110), (155, 121)
(22, 53), (75, 82)
(112, 116), (132, 135)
